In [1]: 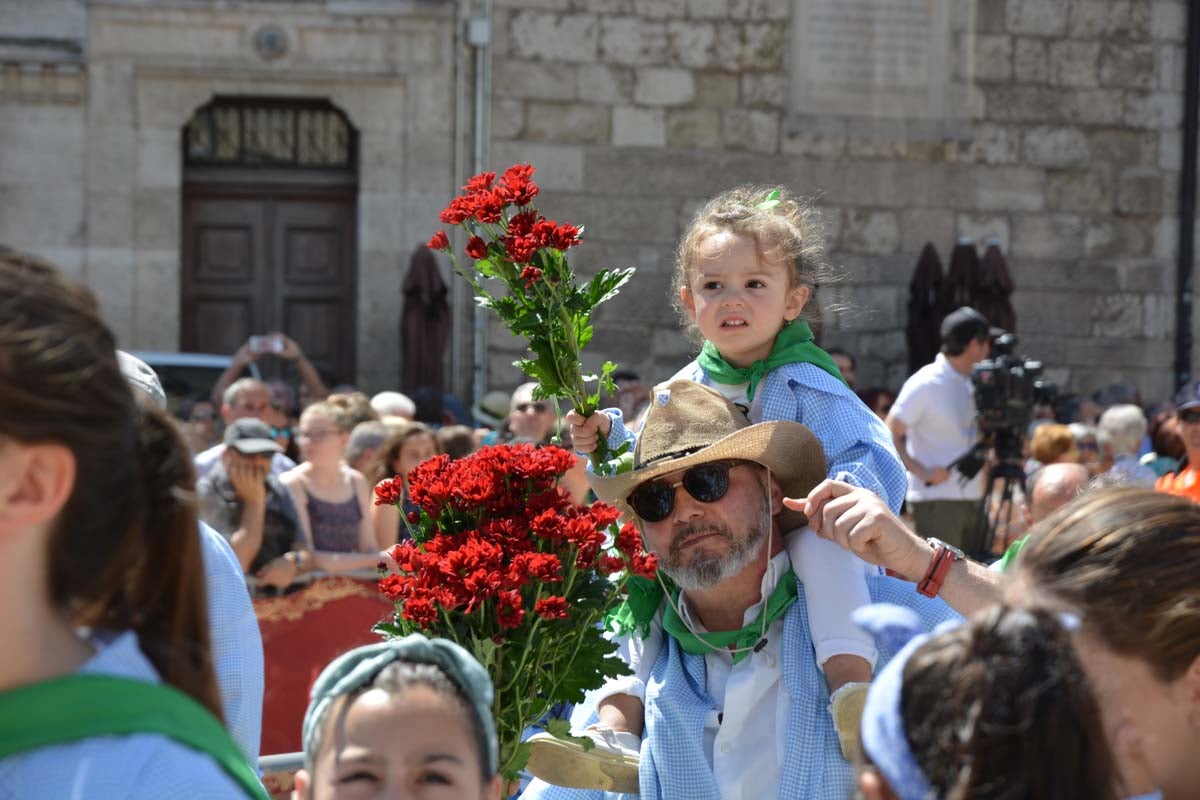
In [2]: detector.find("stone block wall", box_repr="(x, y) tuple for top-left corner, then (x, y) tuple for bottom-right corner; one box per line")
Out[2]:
(481, 0), (1190, 405)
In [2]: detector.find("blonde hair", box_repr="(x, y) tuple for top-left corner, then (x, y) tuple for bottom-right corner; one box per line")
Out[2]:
(1029, 423), (1076, 464)
(303, 392), (377, 433)
(672, 185), (836, 342)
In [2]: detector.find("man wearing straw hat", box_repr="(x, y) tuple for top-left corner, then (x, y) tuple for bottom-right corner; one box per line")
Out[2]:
(520, 380), (964, 800)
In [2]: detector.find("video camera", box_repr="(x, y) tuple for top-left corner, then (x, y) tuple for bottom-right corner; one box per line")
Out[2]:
(951, 333), (1056, 480)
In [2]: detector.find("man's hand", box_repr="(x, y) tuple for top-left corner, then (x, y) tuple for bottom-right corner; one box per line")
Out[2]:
(923, 466), (951, 486)
(228, 457), (268, 507)
(787, 479), (929, 579)
(256, 555), (297, 589)
(272, 332), (304, 362)
(564, 410), (612, 454)
(233, 341), (260, 367)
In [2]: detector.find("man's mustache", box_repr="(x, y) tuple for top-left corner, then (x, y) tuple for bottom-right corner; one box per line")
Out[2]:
(668, 524), (731, 558)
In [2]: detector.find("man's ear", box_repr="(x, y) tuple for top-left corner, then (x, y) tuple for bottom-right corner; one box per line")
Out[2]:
(0, 443), (76, 533)
(768, 476), (784, 515)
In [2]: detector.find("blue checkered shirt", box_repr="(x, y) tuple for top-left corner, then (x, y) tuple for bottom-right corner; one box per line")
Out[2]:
(605, 360), (907, 513)
(199, 521), (265, 765)
(519, 576), (960, 800)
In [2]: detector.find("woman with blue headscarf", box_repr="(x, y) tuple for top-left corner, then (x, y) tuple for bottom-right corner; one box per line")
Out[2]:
(296, 635), (504, 800)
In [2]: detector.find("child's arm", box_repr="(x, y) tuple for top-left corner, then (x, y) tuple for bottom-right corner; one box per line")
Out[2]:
(787, 367), (908, 514)
(591, 615), (664, 736)
(786, 527), (878, 673)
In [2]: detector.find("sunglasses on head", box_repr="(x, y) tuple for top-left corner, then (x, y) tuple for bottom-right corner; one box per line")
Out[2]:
(627, 460), (750, 522)
(515, 401), (549, 414)
(1179, 408), (1200, 424)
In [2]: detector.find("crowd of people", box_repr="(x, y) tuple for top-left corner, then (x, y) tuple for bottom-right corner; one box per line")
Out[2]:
(1, 182), (1197, 800)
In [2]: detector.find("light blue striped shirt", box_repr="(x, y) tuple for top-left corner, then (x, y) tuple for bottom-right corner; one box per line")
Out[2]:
(0, 631), (251, 798)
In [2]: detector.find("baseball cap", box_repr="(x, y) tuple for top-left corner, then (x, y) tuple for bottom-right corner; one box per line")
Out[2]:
(223, 418), (284, 455)
(116, 350), (167, 410)
(939, 307), (997, 349)
(1175, 380), (1200, 411)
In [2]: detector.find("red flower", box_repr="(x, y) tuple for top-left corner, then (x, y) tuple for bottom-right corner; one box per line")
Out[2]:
(535, 596), (570, 620)
(597, 554), (626, 576)
(496, 590), (524, 629)
(463, 170), (496, 193)
(551, 222), (582, 251)
(402, 591), (439, 628)
(426, 230), (450, 251)
(440, 196), (474, 225)
(631, 552), (659, 580)
(379, 573), (408, 601)
(471, 187), (508, 224)
(615, 521), (643, 557)
(521, 266), (543, 289)
(507, 211), (537, 238)
(466, 236), (488, 260)
(374, 477), (403, 506)
(407, 510), (420, 524)
(498, 163), (539, 206)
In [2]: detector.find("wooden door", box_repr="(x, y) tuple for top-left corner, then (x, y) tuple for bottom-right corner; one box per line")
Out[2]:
(181, 178), (357, 384)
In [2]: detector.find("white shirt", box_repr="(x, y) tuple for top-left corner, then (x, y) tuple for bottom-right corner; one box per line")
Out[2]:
(675, 550), (792, 800)
(890, 353), (984, 502)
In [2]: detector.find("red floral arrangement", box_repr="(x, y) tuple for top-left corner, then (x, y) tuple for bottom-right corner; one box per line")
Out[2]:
(427, 164), (636, 475)
(374, 443), (657, 781)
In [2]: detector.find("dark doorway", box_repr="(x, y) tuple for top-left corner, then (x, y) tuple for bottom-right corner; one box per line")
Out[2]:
(180, 98), (358, 385)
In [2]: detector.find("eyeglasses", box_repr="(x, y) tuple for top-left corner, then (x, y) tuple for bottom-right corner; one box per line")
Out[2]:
(515, 401), (549, 414)
(1179, 409), (1200, 424)
(270, 426), (292, 440)
(298, 429), (337, 442)
(627, 460), (748, 523)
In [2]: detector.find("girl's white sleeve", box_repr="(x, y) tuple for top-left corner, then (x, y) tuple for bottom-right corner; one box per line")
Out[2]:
(591, 613), (664, 706)
(786, 526), (879, 670)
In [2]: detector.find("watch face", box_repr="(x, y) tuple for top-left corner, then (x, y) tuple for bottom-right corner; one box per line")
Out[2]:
(928, 537), (965, 559)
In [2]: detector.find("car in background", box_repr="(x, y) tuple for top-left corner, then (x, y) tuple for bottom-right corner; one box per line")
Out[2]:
(131, 351), (259, 415)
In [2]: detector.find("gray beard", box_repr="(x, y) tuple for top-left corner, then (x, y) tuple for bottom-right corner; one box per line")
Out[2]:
(658, 488), (771, 591)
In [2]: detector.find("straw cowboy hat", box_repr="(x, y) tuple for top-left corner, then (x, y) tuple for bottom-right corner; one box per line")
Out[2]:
(589, 380), (826, 531)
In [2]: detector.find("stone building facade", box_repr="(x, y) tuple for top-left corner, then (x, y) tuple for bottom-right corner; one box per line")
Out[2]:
(0, 0), (1193, 404)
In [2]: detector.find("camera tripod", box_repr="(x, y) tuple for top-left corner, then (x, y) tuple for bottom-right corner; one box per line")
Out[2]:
(973, 439), (1028, 560)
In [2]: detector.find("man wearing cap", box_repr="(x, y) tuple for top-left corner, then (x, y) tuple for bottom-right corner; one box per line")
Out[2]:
(1155, 381), (1200, 504)
(885, 307), (992, 555)
(197, 418), (311, 590)
(520, 380), (960, 800)
(195, 377), (298, 481)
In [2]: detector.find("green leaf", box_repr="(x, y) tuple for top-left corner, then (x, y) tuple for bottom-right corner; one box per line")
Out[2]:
(544, 718), (595, 751)
(756, 188), (782, 209)
(470, 633), (499, 670)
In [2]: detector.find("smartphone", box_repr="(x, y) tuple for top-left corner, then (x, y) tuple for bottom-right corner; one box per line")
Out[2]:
(249, 334), (285, 353)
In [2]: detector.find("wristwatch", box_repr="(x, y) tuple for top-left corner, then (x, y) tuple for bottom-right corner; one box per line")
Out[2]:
(917, 537), (964, 598)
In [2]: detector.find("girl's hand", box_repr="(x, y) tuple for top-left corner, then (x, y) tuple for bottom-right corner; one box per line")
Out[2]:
(256, 555), (297, 589)
(565, 410), (611, 453)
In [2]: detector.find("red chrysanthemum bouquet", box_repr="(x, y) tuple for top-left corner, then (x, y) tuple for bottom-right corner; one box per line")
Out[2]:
(427, 164), (636, 474)
(374, 443), (658, 781)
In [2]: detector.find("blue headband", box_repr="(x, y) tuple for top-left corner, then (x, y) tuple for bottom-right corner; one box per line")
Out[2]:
(852, 604), (961, 800)
(301, 635), (498, 773)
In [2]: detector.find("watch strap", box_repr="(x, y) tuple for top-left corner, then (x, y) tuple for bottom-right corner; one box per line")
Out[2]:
(917, 542), (959, 598)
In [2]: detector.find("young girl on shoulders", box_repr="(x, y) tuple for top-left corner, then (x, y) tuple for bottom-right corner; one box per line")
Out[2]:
(540, 186), (907, 785)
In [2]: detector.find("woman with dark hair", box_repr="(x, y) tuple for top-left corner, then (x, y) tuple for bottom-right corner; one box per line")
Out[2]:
(856, 604), (1118, 800)
(0, 250), (263, 797)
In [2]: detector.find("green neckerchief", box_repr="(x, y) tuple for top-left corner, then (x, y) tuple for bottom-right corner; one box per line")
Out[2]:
(661, 569), (798, 666)
(997, 534), (1031, 573)
(0, 675), (268, 800)
(697, 319), (847, 402)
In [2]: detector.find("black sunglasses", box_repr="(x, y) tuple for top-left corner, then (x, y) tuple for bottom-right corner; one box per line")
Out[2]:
(515, 401), (549, 414)
(627, 460), (748, 522)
